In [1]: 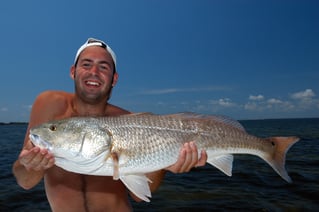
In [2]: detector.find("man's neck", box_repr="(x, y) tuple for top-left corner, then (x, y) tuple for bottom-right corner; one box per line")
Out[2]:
(71, 96), (108, 117)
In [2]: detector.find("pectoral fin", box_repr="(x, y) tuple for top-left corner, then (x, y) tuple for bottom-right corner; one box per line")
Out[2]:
(111, 152), (120, 180)
(207, 153), (234, 176)
(120, 174), (153, 202)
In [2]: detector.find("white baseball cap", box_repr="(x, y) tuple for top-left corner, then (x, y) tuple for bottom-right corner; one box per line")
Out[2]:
(74, 38), (117, 68)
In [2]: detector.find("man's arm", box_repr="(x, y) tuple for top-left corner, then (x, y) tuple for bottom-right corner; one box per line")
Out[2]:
(12, 145), (54, 189)
(12, 91), (62, 189)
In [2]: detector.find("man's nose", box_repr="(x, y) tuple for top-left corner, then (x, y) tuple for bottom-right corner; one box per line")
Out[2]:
(90, 64), (100, 74)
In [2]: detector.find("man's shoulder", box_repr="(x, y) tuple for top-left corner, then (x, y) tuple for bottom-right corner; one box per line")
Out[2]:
(31, 91), (74, 121)
(36, 90), (73, 102)
(33, 90), (73, 113)
(106, 103), (131, 116)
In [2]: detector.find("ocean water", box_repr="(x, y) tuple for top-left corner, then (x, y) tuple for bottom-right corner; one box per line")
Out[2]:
(0, 118), (318, 211)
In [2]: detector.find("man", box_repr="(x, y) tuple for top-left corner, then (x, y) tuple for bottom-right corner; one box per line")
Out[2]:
(12, 38), (207, 211)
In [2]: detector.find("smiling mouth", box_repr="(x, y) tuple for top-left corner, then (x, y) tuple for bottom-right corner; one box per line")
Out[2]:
(85, 81), (101, 87)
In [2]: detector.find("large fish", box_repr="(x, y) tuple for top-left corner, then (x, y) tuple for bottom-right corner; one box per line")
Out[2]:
(29, 113), (299, 202)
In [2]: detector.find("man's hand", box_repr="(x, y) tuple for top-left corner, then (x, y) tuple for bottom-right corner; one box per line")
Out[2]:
(19, 147), (55, 171)
(165, 141), (207, 173)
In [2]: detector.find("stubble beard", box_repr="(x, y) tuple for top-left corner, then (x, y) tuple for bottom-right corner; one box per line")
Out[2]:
(74, 80), (112, 105)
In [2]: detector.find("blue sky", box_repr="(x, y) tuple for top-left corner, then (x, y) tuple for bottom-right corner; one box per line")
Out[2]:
(0, 0), (318, 122)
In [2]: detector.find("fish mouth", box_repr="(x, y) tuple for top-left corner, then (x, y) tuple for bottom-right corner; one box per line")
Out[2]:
(29, 134), (53, 151)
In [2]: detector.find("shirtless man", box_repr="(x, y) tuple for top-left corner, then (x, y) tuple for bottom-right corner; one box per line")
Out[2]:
(12, 38), (207, 211)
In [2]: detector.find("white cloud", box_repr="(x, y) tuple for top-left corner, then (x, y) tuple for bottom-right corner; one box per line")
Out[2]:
(249, 94), (264, 101)
(245, 97), (295, 112)
(289, 89), (318, 110)
(131, 87), (318, 119)
(22, 104), (32, 111)
(218, 98), (235, 107)
(244, 102), (258, 110)
(143, 88), (181, 95)
(140, 86), (230, 95)
(267, 98), (283, 104)
(210, 98), (236, 108)
(291, 89), (315, 100)
(1, 107), (8, 112)
(266, 98), (295, 111)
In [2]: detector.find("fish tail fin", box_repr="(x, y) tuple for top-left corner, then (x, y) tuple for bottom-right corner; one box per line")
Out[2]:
(265, 136), (299, 183)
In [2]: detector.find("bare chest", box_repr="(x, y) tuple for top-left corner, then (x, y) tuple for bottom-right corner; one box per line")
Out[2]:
(44, 166), (130, 211)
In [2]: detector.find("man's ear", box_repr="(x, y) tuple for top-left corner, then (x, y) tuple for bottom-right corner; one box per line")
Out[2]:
(70, 65), (76, 79)
(112, 72), (119, 87)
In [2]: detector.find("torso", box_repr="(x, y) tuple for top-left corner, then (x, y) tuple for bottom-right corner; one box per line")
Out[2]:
(36, 91), (132, 211)
(44, 167), (131, 212)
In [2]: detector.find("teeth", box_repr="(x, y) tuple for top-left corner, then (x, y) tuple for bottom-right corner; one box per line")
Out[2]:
(86, 81), (100, 86)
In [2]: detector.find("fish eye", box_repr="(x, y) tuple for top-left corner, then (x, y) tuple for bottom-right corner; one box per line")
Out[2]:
(49, 125), (57, 131)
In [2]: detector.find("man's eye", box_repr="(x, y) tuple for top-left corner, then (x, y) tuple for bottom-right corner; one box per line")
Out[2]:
(83, 63), (91, 67)
(99, 65), (108, 71)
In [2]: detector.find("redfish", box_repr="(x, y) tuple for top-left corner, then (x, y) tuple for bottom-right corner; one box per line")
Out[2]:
(29, 113), (299, 201)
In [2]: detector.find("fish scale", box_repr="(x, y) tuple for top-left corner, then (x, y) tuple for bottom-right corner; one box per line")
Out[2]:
(29, 113), (299, 202)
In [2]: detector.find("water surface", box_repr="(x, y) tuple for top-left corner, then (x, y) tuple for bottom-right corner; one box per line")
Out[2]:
(0, 119), (318, 211)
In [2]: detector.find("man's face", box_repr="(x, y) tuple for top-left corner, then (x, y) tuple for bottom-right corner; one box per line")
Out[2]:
(71, 46), (117, 103)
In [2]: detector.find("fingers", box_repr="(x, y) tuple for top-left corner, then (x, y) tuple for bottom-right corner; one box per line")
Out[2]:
(33, 148), (55, 171)
(165, 148), (186, 174)
(180, 142), (198, 172)
(196, 150), (208, 167)
(166, 142), (207, 174)
(19, 147), (55, 171)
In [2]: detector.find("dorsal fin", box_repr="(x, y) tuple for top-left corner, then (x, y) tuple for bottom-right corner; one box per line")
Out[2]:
(208, 115), (246, 132)
(124, 112), (154, 116)
(164, 112), (246, 132)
